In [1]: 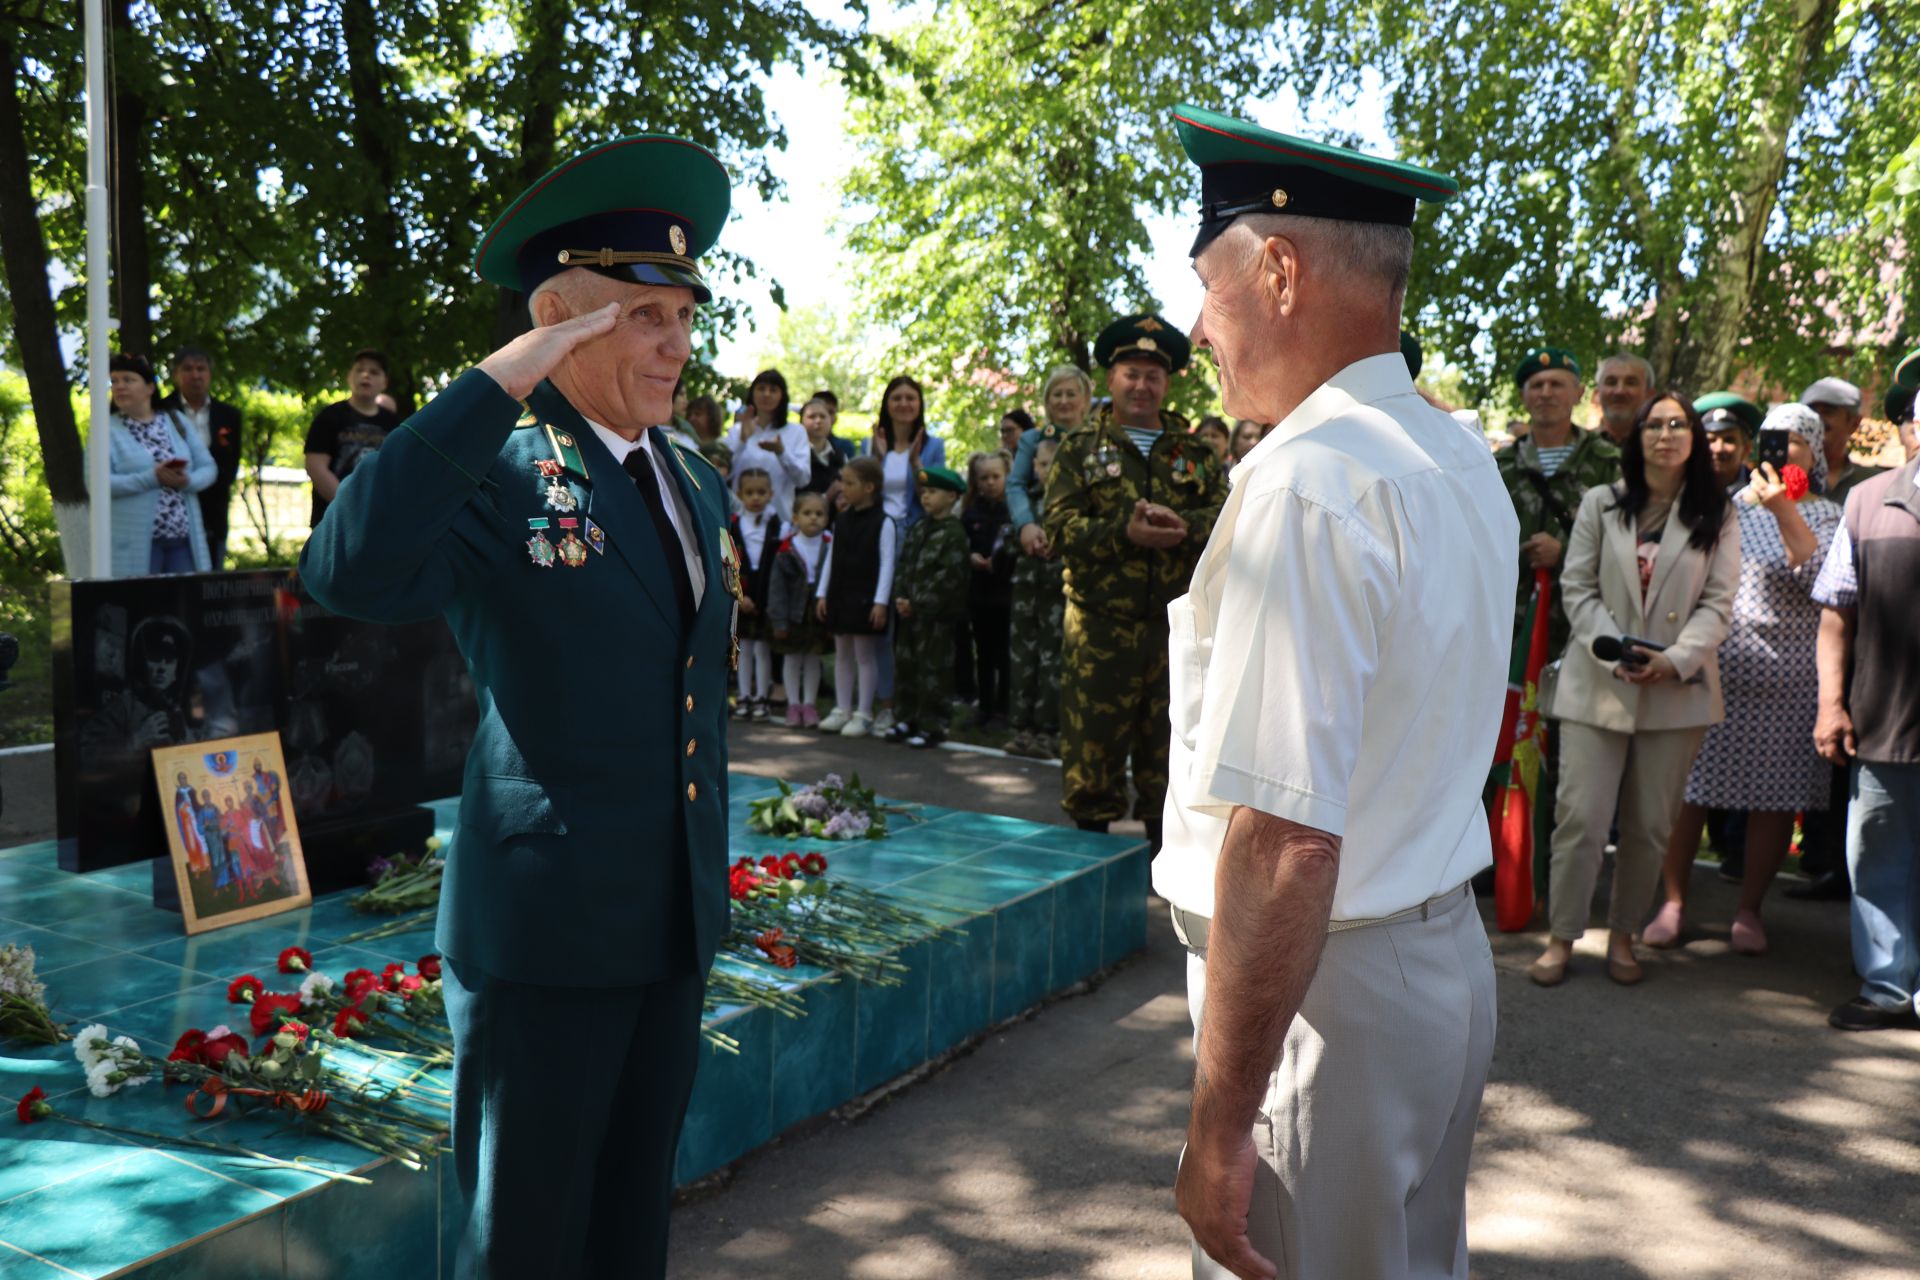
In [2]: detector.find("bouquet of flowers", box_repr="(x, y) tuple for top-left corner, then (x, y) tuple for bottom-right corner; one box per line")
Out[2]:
(745, 773), (911, 841)
(0, 943), (67, 1045)
(344, 837), (445, 943)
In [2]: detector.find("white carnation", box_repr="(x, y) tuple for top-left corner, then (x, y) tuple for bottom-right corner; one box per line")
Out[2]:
(73, 1025), (112, 1069)
(85, 1060), (121, 1097)
(298, 972), (335, 1007)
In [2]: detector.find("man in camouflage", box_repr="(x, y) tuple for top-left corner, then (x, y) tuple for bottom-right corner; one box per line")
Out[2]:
(1043, 313), (1228, 850)
(890, 465), (972, 748)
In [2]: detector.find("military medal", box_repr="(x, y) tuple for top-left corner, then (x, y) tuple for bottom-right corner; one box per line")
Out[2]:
(584, 517), (607, 556)
(544, 479), (578, 512)
(525, 518), (556, 568)
(555, 517), (588, 567)
(719, 531), (745, 601)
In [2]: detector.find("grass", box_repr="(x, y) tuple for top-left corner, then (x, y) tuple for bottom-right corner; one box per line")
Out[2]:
(0, 567), (53, 749)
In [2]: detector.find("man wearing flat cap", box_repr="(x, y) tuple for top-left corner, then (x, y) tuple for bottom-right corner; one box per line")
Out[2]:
(1802, 376), (1885, 507)
(301, 134), (739, 1278)
(1156, 103), (1517, 1279)
(1042, 311), (1226, 851)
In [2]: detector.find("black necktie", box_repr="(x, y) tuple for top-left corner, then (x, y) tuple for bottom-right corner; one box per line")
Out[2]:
(621, 444), (695, 627)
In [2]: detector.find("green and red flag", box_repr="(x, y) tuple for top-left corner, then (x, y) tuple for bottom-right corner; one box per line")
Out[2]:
(1490, 569), (1553, 932)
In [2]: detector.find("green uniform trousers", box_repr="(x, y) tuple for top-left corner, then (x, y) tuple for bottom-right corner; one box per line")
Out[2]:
(894, 612), (957, 732)
(1060, 602), (1170, 823)
(1009, 555), (1065, 734)
(445, 956), (705, 1279)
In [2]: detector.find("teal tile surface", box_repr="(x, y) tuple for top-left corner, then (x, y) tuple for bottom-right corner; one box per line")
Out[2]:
(0, 862), (75, 896)
(79, 860), (158, 896)
(0, 1244), (70, 1278)
(1014, 825), (1138, 855)
(676, 1007), (773, 1182)
(132, 914), (335, 982)
(0, 924), (126, 977)
(893, 864), (1050, 909)
(1101, 847), (1150, 967)
(768, 977), (855, 1134)
(925, 912), (995, 1055)
(0, 1148), (277, 1277)
(803, 848), (944, 888)
(990, 890), (1055, 1020)
(853, 941), (931, 1095)
(0, 1113), (139, 1205)
(2, 875), (149, 929)
(59, 902), (193, 954)
(126, 1209), (283, 1278)
(958, 844), (1104, 881)
(43, 955), (207, 1023)
(284, 1159), (437, 1280)
(1050, 867), (1106, 990)
(89, 981), (232, 1048)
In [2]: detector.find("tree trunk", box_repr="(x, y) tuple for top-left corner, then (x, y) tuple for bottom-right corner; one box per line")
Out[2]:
(488, 0), (571, 350)
(1668, 0), (1836, 391)
(0, 29), (86, 542)
(109, 0), (152, 359)
(340, 0), (417, 413)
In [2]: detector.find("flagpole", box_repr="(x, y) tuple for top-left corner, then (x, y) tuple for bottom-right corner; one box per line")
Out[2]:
(84, 0), (113, 577)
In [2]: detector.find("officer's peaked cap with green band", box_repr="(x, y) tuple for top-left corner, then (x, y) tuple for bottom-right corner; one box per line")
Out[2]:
(1173, 103), (1459, 257)
(1895, 346), (1920, 392)
(1694, 391), (1763, 435)
(1094, 313), (1191, 373)
(1514, 346), (1582, 387)
(475, 134), (732, 300)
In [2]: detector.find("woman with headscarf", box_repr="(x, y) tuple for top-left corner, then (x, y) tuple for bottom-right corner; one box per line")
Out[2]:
(1648, 403), (1843, 957)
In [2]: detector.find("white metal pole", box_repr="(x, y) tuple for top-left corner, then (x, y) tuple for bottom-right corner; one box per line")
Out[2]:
(84, 0), (112, 578)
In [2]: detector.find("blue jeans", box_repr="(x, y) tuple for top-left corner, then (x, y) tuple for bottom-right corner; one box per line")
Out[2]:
(148, 537), (195, 574)
(1847, 761), (1920, 1013)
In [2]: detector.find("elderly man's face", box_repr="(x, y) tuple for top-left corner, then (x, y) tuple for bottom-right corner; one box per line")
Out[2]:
(1522, 370), (1581, 429)
(1705, 429), (1749, 487)
(539, 272), (695, 429)
(1809, 403), (1860, 461)
(1594, 360), (1649, 434)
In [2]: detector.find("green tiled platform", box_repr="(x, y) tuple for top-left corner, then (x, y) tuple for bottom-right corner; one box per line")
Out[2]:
(0, 775), (1147, 1277)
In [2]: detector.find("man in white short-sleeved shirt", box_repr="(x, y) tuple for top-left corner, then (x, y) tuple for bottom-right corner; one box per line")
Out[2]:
(1162, 105), (1520, 1280)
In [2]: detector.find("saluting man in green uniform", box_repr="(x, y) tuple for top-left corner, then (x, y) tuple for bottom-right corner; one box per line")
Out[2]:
(1044, 314), (1227, 850)
(300, 135), (740, 1279)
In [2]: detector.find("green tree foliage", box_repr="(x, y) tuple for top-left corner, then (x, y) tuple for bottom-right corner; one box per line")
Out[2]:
(751, 300), (888, 421)
(1281, 0), (1920, 398)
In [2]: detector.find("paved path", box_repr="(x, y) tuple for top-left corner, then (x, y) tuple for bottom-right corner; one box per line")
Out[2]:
(673, 722), (1920, 1279)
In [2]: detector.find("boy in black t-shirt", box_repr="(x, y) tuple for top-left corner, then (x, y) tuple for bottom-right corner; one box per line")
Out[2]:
(304, 349), (400, 526)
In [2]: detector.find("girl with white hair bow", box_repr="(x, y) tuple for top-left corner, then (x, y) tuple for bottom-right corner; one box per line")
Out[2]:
(1650, 401), (1846, 957)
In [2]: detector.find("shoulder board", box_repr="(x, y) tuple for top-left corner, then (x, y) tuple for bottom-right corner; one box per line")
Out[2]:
(671, 439), (721, 475)
(540, 423), (589, 479)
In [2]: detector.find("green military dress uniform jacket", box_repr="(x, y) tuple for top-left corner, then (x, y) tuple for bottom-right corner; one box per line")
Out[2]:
(299, 368), (734, 988)
(1494, 426), (1621, 660)
(1042, 406), (1227, 622)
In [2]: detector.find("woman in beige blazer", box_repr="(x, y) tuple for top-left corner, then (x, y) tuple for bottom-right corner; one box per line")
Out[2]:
(1530, 392), (1741, 986)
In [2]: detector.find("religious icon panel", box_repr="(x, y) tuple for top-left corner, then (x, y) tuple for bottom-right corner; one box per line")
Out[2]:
(150, 731), (311, 934)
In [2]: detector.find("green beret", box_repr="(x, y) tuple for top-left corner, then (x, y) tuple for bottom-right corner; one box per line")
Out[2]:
(1094, 313), (1190, 373)
(915, 464), (965, 495)
(1514, 347), (1582, 387)
(1884, 382), (1916, 425)
(475, 134), (732, 300)
(1895, 347), (1920, 392)
(1400, 331), (1424, 379)
(1694, 391), (1762, 434)
(1173, 103), (1458, 256)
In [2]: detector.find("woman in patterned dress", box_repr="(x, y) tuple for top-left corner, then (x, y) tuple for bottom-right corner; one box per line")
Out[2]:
(1649, 404), (1844, 956)
(95, 354), (218, 576)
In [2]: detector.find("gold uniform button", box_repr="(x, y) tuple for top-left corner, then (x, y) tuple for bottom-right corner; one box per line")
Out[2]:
(1666, 611), (1678, 623)
(685, 695), (694, 712)
(686, 783), (698, 802)
(686, 656), (694, 669)
(686, 739), (697, 757)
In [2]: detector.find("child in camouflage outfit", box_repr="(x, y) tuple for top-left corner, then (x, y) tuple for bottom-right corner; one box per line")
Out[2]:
(888, 465), (971, 748)
(1005, 437), (1066, 758)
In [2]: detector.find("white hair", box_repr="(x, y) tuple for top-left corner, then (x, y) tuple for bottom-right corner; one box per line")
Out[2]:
(1597, 352), (1654, 385)
(527, 268), (609, 323)
(1234, 213), (1413, 302)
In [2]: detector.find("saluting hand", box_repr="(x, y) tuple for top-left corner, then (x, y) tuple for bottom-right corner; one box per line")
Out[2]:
(476, 303), (622, 402)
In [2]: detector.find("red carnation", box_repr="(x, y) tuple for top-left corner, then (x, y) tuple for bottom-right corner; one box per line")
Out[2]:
(227, 975), (264, 1005)
(332, 1005), (371, 1039)
(342, 968), (378, 1001)
(799, 852), (828, 876)
(381, 963), (408, 991)
(16, 1086), (48, 1125)
(277, 947), (313, 974)
(416, 955), (442, 981)
(1782, 463), (1810, 502)
(248, 992), (302, 1037)
(397, 974), (425, 1000)
(275, 1020), (310, 1043)
(780, 852), (801, 878)
(202, 1029), (250, 1067)
(167, 1029), (209, 1064)
(759, 855), (782, 873)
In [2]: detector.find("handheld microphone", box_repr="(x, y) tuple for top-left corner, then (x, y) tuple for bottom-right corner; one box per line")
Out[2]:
(1592, 634), (1668, 667)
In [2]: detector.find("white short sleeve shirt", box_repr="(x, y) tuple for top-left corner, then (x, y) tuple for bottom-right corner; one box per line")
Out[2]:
(1153, 354), (1521, 921)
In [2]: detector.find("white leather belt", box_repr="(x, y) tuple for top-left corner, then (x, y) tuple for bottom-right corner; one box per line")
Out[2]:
(1171, 881), (1472, 956)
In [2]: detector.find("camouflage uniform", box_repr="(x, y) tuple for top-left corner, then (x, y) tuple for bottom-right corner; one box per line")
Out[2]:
(1043, 406), (1227, 823)
(1008, 550), (1066, 735)
(1494, 426), (1621, 661)
(892, 513), (970, 733)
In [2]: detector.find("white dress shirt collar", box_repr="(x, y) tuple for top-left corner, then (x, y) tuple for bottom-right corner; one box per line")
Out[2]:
(1238, 352), (1419, 479)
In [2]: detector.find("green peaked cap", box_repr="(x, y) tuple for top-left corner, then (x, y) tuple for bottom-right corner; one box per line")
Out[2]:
(915, 464), (965, 494)
(1694, 391), (1763, 434)
(475, 134), (732, 298)
(1514, 346), (1582, 386)
(1173, 103), (1459, 256)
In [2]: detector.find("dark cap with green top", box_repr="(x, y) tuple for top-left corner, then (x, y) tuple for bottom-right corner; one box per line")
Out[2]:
(1173, 103), (1459, 257)
(916, 464), (965, 495)
(1514, 347), (1582, 387)
(1093, 313), (1191, 373)
(1694, 391), (1763, 435)
(475, 134), (731, 301)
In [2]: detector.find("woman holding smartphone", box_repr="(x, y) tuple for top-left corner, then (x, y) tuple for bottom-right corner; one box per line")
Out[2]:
(1530, 391), (1740, 987)
(93, 354), (218, 576)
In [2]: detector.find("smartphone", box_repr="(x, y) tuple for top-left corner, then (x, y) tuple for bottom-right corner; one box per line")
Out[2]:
(1757, 427), (1790, 474)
